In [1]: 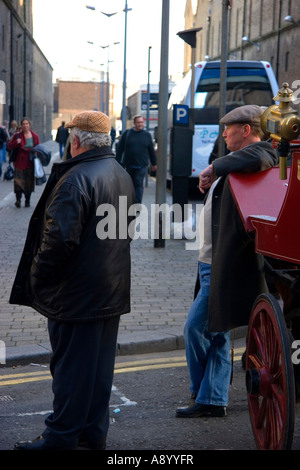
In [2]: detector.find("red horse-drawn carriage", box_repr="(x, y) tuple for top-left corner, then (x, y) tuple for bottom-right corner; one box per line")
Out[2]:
(228, 83), (300, 450)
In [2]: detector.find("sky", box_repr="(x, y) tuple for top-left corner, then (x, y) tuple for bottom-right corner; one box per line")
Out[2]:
(32, 0), (186, 101)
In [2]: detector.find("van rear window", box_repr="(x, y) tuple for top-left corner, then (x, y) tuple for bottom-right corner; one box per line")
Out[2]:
(195, 67), (274, 108)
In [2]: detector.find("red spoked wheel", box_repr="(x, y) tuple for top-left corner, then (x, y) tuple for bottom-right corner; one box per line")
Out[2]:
(246, 293), (295, 450)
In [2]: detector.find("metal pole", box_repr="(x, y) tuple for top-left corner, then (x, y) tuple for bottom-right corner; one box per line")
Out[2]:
(106, 49), (110, 116)
(100, 69), (105, 112)
(121, 0), (128, 132)
(276, 0), (282, 82)
(9, 10), (14, 124)
(145, 46), (151, 188)
(190, 48), (196, 108)
(146, 46), (151, 132)
(218, 0), (229, 158)
(154, 0), (169, 248)
(23, 29), (26, 116)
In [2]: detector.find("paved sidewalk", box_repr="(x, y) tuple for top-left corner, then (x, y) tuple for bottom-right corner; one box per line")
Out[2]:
(0, 141), (245, 366)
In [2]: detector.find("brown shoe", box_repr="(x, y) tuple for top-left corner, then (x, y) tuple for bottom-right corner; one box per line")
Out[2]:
(189, 393), (197, 406)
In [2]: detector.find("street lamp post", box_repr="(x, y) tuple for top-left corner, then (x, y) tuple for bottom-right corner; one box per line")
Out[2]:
(146, 46), (151, 132)
(154, 0), (169, 248)
(177, 27), (202, 109)
(86, 3), (131, 127)
(88, 40), (120, 116)
(100, 45), (109, 115)
(276, 0), (283, 82)
(218, 0), (230, 158)
(121, 0), (131, 132)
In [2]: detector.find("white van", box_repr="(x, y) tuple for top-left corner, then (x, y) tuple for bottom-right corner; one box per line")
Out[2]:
(167, 60), (279, 189)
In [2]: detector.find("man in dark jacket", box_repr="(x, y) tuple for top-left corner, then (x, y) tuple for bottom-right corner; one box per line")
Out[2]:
(176, 105), (277, 419)
(11, 111), (135, 450)
(55, 121), (69, 158)
(116, 115), (157, 204)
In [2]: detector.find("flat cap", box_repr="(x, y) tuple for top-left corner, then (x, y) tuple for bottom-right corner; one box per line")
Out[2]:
(65, 111), (111, 133)
(220, 105), (264, 126)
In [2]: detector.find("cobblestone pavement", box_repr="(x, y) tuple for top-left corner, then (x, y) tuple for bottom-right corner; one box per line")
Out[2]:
(0, 141), (214, 365)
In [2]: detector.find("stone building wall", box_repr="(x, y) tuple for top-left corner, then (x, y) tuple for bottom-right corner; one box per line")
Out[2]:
(183, 0), (300, 102)
(0, 0), (53, 141)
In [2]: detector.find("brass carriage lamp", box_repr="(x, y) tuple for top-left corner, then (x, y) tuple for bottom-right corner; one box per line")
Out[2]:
(261, 82), (300, 179)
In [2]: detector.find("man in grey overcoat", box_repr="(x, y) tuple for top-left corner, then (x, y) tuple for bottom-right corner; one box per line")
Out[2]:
(176, 105), (277, 419)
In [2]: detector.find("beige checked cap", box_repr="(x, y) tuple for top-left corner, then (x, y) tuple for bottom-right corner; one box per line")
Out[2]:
(65, 111), (111, 133)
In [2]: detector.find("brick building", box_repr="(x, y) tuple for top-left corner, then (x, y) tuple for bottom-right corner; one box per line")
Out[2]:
(0, 0), (53, 141)
(52, 79), (117, 133)
(183, 0), (300, 109)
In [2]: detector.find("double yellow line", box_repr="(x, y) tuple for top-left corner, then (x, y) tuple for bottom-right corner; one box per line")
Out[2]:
(0, 356), (187, 387)
(0, 348), (244, 388)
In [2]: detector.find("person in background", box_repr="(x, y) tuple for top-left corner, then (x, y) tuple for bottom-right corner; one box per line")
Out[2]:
(11, 110), (135, 450)
(7, 117), (40, 207)
(55, 121), (69, 158)
(176, 105), (277, 419)
(62, 136), (72, 160)
(9, 120), (18, 138)
(110, 125), (116, 149)
(116, 115), (156, 204)
(0, 124), (8, 177)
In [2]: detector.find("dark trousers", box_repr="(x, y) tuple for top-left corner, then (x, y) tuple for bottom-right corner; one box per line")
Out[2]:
(42, 316), (120, 449)
(126, 166), (147, 204)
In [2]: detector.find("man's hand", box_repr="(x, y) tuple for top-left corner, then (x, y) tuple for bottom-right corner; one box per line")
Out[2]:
(199, 164), (216, 194)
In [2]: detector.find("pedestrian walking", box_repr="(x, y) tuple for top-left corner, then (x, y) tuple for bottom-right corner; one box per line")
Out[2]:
(176, 105), (277, 418)
(7, 117), (40, 207)
(110, 125), (116, 149)
(116, 115), (156, 204)
(55, 121), (69, 158)
(10, 110), (135, 450)
(9, 120), (18, 138)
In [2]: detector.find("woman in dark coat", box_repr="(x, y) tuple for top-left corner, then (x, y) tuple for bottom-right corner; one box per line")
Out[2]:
(7, 117), (40, 208)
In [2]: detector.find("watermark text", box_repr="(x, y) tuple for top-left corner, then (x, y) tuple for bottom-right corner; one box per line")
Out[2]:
(96, 197), (202, 250)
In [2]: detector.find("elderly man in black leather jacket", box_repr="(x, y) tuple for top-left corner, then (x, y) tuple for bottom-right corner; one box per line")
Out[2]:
(11, 111), (135, 450)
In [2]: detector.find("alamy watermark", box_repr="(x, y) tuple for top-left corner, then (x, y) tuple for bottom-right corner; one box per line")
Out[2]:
(291, 340), (300, 365)
(0, 81), (5, 105)
(291, 80), (300, 105)
(0, 340), (6, 365)
(96, 197), (201, 251)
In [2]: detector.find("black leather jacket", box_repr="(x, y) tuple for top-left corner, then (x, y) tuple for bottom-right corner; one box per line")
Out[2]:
(9, 146), (136, 322)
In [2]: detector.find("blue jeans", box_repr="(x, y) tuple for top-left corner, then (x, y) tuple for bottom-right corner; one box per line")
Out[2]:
(126, 166), (147, 204)
(184, 262), (232, 406)
(59, 143), (65, 158)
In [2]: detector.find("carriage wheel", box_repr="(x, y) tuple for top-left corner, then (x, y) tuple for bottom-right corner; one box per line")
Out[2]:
(245, 293), (295, 450)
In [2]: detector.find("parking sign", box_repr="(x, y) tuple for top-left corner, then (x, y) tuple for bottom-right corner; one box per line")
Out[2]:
(174, 104), (189, 125)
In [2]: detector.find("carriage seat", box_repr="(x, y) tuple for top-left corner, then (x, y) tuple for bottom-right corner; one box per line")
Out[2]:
(229, 151), (300, 264)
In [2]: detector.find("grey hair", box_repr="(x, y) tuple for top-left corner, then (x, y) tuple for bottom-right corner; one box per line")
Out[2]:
(69, 127), (111, 148)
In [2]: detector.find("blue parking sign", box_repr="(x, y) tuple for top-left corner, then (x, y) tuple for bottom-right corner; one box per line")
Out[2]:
(174, 105), (189, 125)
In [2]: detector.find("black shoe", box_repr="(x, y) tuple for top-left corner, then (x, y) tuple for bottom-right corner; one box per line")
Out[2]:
(176, 403), (227, 418)
(15, 200), (20, 208)
(25, 201), (30, 207)
(14, 435), (64, 450)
